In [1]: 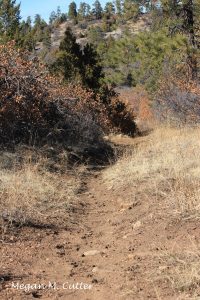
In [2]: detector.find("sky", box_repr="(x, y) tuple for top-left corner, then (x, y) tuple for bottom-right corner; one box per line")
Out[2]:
(17, 0), (106, 22)
(18, 1), (72, 22)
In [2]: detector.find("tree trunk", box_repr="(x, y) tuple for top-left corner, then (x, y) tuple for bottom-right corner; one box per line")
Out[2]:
(183, 0), (198, 79)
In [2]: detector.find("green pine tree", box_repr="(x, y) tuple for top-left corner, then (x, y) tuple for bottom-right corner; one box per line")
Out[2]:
(51, 27), (82, 82)
(92, 0), (103, 19)
(82, 43), (104, 90)
(51, 27), (104, 90)
(0, 0), (21, 41)
(78, 2), (88, 20)
(68, 2), (77, 22)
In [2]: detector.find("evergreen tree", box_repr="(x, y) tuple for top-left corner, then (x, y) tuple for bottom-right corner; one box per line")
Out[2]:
(19, 16), (35, 50)
(33, 14), (50, 43)
(92, 0), (103, 19)
(68, 2), (77, 20)
(123, 0), (140, 21)
(78, 2), (88, 19)
(87, 26), (104, 45)
(51, 27), (82, 81)
(56, 6), (61, 19)
(60, 13), (67, 23)
(101, 27), (189, 90)
(115, 0), (122, 15)
(49, 11), (57, 25)
(26, 16), (32, 27)
(82, 43), (104, 89)
(34, 14), (42, 28)
(49, 7), (66, 26)
(161, 0), (200, 78)
(104, 2), (115, 18)
(86, 4), (91, 17)
(51, 27), (104, 90)
(0, 0), (21, 40)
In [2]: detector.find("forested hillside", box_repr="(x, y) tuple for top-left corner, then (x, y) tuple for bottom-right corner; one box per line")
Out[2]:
(1, 0), (198, 124)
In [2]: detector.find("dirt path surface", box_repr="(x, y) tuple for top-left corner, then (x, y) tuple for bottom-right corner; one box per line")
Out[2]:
(1, 136), (200, 300)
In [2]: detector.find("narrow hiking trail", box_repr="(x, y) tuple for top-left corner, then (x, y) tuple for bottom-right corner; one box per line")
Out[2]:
(1, 135), (200, 300)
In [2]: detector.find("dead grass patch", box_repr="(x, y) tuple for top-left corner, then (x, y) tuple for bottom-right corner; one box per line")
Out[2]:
(150, 250), (200, 299)
(104, 126), (200, 298)
(103, 126), (200, 218)
(0, 152), (81, 238)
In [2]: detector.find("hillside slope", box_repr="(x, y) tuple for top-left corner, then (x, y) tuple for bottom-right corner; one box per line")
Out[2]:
(36, 14), (151, 54)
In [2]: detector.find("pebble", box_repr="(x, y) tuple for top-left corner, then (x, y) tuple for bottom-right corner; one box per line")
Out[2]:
(83, 250), (101, 256)
(132, 221), (142, 229)
(92, 267), (99, 273)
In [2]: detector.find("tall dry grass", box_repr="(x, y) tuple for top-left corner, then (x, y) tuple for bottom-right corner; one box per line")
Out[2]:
(145, 246), (200, 300)
(0, 154), (81, 238)
(103, 126), (200, 218)
(104, 127), (200, 298)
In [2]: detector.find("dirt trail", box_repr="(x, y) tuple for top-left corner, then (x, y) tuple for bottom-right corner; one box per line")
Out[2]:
(1, 135), (200, 300)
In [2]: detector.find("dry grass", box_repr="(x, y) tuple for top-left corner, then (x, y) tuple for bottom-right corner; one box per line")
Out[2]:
(103, 127), (200, 298)
(0, 153), (81, 237)
(103, 126), (200, 218)
(150, 249), (200, 299)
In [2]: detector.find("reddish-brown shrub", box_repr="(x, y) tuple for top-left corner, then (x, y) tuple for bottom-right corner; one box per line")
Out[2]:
(0, 42), (106, 150)
(0, 42), (137, 150)
(154, 76), (200, 125)
(118, 86), (154, 131)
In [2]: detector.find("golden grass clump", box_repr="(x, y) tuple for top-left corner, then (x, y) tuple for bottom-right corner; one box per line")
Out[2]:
(0, 160), (80, 235)
(103, 127), (200, 218)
